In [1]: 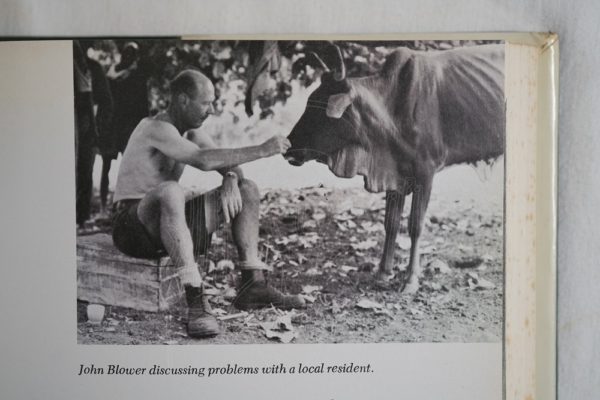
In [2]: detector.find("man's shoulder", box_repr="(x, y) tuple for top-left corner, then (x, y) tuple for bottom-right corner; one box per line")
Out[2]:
(136, 117), (179, 141)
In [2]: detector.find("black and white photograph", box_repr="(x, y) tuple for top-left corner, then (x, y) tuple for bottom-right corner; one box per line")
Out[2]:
(74, 38), (505, 345)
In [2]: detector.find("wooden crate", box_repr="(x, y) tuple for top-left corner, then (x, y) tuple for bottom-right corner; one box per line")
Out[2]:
(77, 233), (184, 312)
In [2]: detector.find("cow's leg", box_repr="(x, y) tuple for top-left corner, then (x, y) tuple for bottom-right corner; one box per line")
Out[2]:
(402, 176), (433, 294)
(378, 190), (405, 276)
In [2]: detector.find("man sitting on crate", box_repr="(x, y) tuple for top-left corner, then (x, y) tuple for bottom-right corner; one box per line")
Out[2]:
(111, 69), (305, 338)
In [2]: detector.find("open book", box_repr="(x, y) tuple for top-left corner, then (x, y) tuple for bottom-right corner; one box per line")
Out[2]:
(0, 33), (557, 400)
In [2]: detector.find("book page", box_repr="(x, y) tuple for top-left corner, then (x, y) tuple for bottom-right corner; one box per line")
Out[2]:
(0, 35), (556, 399)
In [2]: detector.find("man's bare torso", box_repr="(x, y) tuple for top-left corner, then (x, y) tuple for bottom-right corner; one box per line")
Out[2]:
(113, 117), (186, 201)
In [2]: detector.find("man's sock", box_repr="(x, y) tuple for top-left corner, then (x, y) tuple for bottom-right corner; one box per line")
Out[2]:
(241, 270), (264, 283)
(179, 264), (202, 288)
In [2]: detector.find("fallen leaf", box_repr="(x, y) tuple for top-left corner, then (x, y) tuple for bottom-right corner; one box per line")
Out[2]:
(301, 294), (316, 303)
(264, 329), (296, 343)
(351, 239), (378, 250)
(482, 253), (494, 262)
(361, 221), (384, 233)
(298, 234), (320, 249)
(275, 234), (299, 246)
(396, 236), (412, 250)
(216, 259), (235, 272)
(206, 260), (216, 274)
(356, 298), (384, 310)
(322, 261), (335, 269)
(302, 285), (322, 294)
(223, 287), (237, 300)
(456, 220), (469, 231)
(260, 317), (297, 343)
(476, 264), (489, 272)
(375, 308), (394, 318)
(203, 287), (221, 296)
(466, 272), (496, 290)
(428, 259), (452, 274)
(340, 265), (358, 273)
(420, 244), (437, 255)
(409, 308), (423, 316)
(334, 214), (354, 221)
(458, 244), (474, 253)
(350, 207), (365, 216)
(275, 315), (294, 331)
(312, 211), (326, 221)
(346, 219), (357, 229)
(302, 220), (317, 229)
(475, 277), (496, 290)
(431, 294), (453, 305)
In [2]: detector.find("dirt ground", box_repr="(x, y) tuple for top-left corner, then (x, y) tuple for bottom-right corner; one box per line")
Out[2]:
(77, 186), (503, 345)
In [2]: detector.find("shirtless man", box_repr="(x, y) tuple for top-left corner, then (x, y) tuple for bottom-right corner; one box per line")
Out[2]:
(112, 69), (305, 339)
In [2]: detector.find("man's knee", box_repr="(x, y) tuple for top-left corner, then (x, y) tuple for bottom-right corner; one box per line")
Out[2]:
(239, 178), (259, 203)
(156, 182), (186, 212)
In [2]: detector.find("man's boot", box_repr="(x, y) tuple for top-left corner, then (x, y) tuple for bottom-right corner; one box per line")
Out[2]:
(233, 276), (306, 311)
(185, 285), (220, 338)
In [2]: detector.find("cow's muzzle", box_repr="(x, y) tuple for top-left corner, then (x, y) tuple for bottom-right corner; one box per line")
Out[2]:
(284, 149), (307, 166)
(285, 155), (304, 166)
(284, 149), (328, 166)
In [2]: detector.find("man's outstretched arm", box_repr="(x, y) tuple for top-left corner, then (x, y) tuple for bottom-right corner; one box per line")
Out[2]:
(186, 130), (245, 179)
(150, 122), (290, 171)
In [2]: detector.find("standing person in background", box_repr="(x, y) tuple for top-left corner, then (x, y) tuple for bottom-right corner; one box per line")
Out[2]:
(100, 42), (150, 214)
(74, 41), (113, 228)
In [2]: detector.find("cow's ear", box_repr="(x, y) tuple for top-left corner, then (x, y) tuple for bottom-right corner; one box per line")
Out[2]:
(326, 91), (353, 119)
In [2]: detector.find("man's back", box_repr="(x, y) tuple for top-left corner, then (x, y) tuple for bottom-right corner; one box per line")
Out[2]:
(113, 118), (185, 202)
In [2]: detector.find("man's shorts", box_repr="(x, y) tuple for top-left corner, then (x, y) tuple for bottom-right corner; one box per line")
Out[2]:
(112, 191), (221, 259)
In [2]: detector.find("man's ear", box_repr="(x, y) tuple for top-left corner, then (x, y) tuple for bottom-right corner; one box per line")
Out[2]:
(326, 91), (353, 119)
(177, 93), (189, 107)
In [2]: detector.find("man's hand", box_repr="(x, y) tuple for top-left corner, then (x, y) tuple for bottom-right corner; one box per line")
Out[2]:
(220, 174), (242, 223)
(261, 135), (291, 157)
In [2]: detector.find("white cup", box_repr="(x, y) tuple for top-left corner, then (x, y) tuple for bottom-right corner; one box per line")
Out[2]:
(87, 304), (105, 325)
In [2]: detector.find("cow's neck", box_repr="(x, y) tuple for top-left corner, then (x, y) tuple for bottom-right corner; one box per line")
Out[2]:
(326, 77), (414, 193)
(346, 77), (407, 150)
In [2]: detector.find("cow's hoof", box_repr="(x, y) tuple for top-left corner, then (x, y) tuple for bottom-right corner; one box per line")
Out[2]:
(398, 272), (420, 294)
(403, 277), (420, 294)
(375, 270), (395, 282)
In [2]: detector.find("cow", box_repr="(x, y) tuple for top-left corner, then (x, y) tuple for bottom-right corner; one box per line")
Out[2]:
(283, 43), (505, 293)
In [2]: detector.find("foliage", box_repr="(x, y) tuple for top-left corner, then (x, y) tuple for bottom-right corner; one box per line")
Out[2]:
(86, 39), (500, 118)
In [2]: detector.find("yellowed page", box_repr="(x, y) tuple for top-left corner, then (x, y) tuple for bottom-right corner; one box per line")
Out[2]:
(505, 34), (557, 400)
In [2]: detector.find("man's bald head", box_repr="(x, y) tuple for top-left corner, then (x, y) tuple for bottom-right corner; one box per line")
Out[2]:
(168, 69), (216, 130)
(170, 69), (213, 100)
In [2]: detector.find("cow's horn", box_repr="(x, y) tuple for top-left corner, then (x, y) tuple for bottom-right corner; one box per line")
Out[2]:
(309, 52), (330, 72)
(333, 44), (346, 81)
